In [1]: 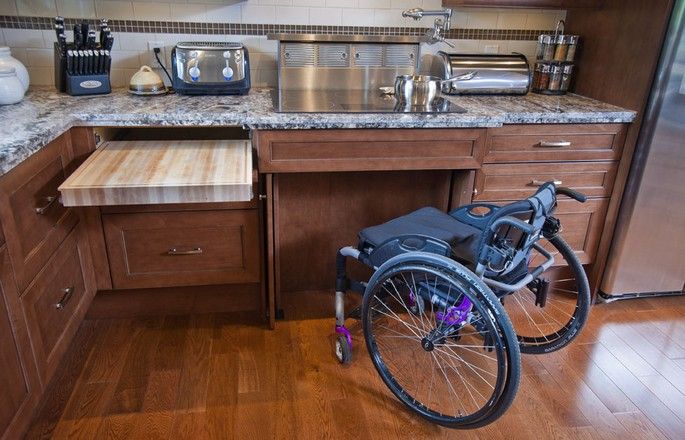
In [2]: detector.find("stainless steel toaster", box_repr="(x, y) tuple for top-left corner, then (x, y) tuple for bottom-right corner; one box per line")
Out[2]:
(171, 42), (250, 95)
(434, 52), (530, 95)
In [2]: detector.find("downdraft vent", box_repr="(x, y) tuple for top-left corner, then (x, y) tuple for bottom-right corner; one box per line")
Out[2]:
(384, 45), (417, 68)
(283, 43), (316, 67)
(353, 44), (383, 67)
(318, 44), (349, 67)
(280, 43), (418, 69)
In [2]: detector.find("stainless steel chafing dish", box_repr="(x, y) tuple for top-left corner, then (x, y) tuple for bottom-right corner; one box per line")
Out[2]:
(434, 51), (531, 95)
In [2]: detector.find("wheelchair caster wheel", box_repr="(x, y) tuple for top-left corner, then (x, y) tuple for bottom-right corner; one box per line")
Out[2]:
(335, 334), (352, 364)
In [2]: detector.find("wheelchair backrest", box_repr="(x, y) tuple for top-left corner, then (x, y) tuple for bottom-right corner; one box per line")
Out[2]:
(477, 182), (557, 275)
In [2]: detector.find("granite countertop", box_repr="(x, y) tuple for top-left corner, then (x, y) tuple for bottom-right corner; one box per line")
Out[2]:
(0, 87), (636, 177)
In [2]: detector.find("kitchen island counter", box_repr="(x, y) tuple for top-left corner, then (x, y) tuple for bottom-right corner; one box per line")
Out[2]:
(0, 87), (635, 177)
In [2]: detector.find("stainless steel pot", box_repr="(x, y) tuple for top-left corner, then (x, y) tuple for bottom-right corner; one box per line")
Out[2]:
(394, 71), (476, 105)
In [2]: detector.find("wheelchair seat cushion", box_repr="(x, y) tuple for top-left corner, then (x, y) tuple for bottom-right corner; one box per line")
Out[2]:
(358, 207), (482, 264)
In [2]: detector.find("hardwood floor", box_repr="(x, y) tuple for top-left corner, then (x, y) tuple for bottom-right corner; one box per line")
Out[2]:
(25, 293), (685, 439)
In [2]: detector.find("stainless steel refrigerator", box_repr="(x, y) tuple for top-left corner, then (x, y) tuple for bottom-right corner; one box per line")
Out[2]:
(599, 0), (685, 300)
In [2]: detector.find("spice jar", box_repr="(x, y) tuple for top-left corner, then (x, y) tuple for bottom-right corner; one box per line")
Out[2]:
(535, 35), (544, 60)
(542, 35), (555, 61)
(560, 64), (574, 91)
(565, 35), (579, 62)
(553, 35), (568, 61)
(533, 64), (542, 89)
(549, 65), (563, 91)
(537, 35), (553, 60)
(534, 63), (551, 91)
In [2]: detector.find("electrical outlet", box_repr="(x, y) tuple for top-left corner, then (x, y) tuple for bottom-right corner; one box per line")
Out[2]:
(145, 41), (167, 68)
(483, 45), (499, 54)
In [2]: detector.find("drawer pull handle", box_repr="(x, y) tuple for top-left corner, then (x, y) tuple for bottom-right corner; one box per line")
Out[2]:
(537, 140), (571, 148)
(54, 287), (74, 309)
(529, 179), (563, 187)
(35, 195), (58, 214)
(168, 247), (203, 256)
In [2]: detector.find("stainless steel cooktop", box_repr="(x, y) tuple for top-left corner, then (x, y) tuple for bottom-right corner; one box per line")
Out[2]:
(273, 89), (466, 114)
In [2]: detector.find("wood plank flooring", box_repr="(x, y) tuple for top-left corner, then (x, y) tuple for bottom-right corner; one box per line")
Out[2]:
(25, 293), (685, 439)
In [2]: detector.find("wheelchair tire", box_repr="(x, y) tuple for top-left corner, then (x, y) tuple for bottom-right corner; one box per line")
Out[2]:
(502, 235), (591, 355)
(335, 334), (352, 364)
(361, 252), (521, 429)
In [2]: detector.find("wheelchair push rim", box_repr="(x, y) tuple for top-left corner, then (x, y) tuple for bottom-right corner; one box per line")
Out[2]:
(362, 255), (520, 428)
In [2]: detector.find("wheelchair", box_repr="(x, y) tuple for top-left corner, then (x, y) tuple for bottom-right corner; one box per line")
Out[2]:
(333, 181), (591, 428)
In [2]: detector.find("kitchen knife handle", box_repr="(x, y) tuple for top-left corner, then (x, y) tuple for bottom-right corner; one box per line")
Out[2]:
(104, 51), (111, 73)
(536, 140), (572, 148)
(74, 25), (82, 49)
(66, 50), (73, 74)
(105, 34), (114, 52)
(99, 50), (106, 73)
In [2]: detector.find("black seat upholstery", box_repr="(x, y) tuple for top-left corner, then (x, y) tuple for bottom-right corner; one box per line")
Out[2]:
(358, 207), (482, 264)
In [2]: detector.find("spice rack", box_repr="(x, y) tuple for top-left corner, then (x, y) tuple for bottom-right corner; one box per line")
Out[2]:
(532, 21), (578, 95)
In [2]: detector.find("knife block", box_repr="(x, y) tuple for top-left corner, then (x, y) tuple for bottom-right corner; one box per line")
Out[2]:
(54, 43), (111, 96)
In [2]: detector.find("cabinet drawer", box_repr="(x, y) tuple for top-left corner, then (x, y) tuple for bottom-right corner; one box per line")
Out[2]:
(484, 124), (626, 163)
(0, 134), (78, 290)
(536, 198), (609, 265)
(474, 162), (618, 201)
(255, 129), (485, 172)
(103, 210), (261, 289)
(21, 228), (92, 383)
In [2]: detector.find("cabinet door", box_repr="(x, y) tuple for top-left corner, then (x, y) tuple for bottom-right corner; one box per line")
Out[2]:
(0, 247), (40, 439)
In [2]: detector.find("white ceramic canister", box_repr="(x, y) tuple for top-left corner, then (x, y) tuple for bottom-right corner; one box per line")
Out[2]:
(0, 47), (29, 92)
(0, 67), (26, 105)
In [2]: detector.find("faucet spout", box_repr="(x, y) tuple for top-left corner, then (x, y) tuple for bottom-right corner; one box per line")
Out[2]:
(401, 7), (454, 45)
(402, 8), (425, 20)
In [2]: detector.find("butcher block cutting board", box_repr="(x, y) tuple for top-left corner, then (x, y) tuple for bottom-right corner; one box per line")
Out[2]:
(59, 140), (253, 206)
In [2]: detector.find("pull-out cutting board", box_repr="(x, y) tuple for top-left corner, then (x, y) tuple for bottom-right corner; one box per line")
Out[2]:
(59, 140), (253, 206)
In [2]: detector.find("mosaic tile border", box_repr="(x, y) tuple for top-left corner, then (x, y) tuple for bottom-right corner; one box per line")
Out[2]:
(0, 15), (550, 41)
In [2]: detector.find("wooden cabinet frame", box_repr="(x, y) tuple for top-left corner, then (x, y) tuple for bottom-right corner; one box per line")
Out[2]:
(0, 246), (41, 440)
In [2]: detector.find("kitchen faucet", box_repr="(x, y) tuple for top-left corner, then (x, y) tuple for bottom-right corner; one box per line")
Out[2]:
(402, 7), (455, 48)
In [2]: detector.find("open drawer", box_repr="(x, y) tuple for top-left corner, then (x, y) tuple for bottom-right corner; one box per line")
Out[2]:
(59, 140), (254, 206)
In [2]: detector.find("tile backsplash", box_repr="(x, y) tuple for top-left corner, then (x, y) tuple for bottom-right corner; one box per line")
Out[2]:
(0, 0), (565, 88)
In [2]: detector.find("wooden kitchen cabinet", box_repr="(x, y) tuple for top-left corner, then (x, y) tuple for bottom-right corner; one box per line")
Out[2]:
(258, 123), (629, 320)
(483, 124), (626, 163)
(0, 133), (78, 292)
(474, 161), (618, 201)
(21, 227), (95, 385)
(475, 123), (626, 274)
(442, 0), (600, 8)
(0, 129), (97, 439)
(102, 209), (261, 290)
(255, 128), (485, 173)
(0, 246), (40, 440)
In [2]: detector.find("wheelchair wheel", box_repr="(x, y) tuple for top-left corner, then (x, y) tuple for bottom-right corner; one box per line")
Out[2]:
(335, 334), (352, 364)
(362, 252), (520, 429)
(502, 235), (590, 354)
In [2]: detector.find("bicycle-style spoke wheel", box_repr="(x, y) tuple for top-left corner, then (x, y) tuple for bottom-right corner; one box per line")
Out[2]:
(362, 255), (520, 429)
(503, 235), (590, 354)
